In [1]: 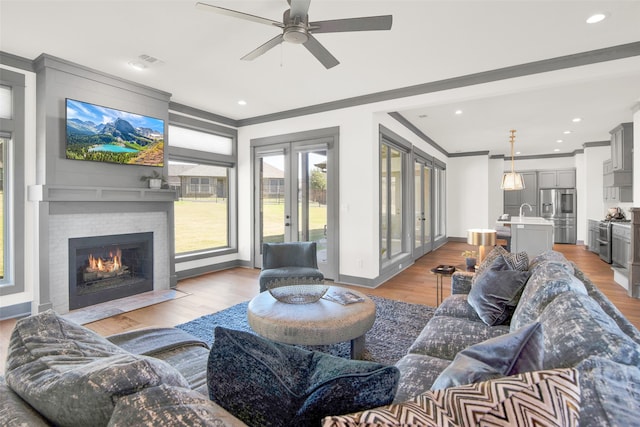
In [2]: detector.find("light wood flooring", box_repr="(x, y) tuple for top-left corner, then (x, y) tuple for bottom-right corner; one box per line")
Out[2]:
(2, 242), (640, 374)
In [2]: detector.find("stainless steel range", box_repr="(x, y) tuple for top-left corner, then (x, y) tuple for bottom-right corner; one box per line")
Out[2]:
(598, 217), (631, 263)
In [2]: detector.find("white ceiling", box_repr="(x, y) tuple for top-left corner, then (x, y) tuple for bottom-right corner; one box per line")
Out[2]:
(2, 0), (640, 156)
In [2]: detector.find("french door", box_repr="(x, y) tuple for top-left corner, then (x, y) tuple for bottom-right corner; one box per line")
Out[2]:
(413, 156), (433, 258)
(253, 137), (335, 279)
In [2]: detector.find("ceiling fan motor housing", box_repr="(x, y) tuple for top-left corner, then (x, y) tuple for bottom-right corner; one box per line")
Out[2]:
(283, 9), (309, 44)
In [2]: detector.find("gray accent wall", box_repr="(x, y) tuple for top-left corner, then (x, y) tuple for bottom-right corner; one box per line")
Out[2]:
(33, 54), (177, 313)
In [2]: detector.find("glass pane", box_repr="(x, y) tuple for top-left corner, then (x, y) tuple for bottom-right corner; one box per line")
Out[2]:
(380, 145), (388, 259)
(0, 85), (11, 119)
(424, 166), (431, 244)
(298, 150), (328, 264)
(260, 154), (285, 245)
(414, 161), (422, 250)
(0, 137), (5, 278)
(170, 160), (229, 253)
(168, 125), (232, 155)
(390, 147), (403, 256)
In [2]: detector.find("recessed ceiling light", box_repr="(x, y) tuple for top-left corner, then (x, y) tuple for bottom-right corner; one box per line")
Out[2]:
(563, 130), (571, 134)
(418, 114), (428, 118)
(586, 13), (607, 24)
(556, 139), (563, 143)
(516, 151), (521, 155)
(554, 148), (561, 152)
(128, 61), (147, 71)
(237, 100), (247, 106)
(572, 117), (582, 123)
(454, 110), (463, 115)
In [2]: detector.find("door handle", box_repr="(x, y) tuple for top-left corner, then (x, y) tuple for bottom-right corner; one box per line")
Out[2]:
(285, 223), (290, 226)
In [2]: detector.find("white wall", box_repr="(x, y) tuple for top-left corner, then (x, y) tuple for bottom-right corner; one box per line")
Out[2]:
(447, 155), (490, 237)
(634, 103), (640, 204)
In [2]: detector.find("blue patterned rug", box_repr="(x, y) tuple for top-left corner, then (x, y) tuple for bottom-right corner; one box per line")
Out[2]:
(176, 295), (435, 365)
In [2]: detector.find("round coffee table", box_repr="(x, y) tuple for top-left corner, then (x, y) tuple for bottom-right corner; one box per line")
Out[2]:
(247, 286), (376, 359)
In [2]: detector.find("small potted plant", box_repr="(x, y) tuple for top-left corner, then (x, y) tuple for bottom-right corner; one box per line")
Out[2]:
(461, 250), (477, 270)
(140, 170), (166, 189)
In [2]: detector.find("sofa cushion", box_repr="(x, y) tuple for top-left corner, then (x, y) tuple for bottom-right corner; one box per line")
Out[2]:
(323, 368), (581, 427)
(528, 250), (574, 275)
(468, 255), (530, 326)
(538, 292), (640, 369)
(393, 353), (452, 403)
(511, 261), (588, 331)
(433, 294), (481, 322)
(108, 385), (244, 427)
(408, 316), (509, 360)
(430, 322), (543, 390)
(207, 327), (399, 427)
(5, 310), (190, 427)
(576, 357), (640, 427)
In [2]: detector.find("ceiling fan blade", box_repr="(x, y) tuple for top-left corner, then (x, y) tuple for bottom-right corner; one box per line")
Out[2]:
(303, 34), (339, 69)
(310, 15), (392, 33)
(289, 0), (311, 18)
(241, 34), (285, 61)
(195, 2), (283, 28)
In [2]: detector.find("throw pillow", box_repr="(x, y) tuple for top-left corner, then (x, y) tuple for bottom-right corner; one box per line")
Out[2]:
(108, 385), (241, 427)
(430, 322), (544, 390)
(207, 327), (399, 427)
(468, 256), (531, 326)
(323, 368), (581, 427)
(471, 245), (509, 284)
(503, 250), (529, 271)
(5, 310), (190, 427)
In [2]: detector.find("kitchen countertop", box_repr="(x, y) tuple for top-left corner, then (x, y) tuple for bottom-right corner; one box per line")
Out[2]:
(498, 216), (554, 226)
(610, 222), (631, 227)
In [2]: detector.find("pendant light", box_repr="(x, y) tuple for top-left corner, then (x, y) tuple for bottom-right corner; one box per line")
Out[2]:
(501, 129), (525, 190)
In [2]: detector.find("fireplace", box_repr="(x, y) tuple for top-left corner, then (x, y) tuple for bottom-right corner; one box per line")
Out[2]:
(69, 232), (153, 310)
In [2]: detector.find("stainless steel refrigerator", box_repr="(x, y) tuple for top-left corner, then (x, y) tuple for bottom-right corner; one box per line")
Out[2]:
(539, 188), (577, 244)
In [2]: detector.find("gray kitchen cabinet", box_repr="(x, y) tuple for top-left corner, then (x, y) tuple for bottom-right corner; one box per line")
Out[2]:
(612, 223), (631, 271)
(538, 169), (576, 188)
(603, 157), (633, 203)
(611, 123), (633, 172)
(503, 171), (537, 217)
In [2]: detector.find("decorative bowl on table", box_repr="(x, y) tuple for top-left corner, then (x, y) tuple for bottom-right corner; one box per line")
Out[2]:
(267, 277), (329, 304)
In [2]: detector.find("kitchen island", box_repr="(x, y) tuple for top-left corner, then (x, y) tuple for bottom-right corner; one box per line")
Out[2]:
(497, 216), (554, 257)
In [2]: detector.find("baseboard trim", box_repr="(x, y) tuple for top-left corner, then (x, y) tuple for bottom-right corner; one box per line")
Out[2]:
(0, 301), (31, 321)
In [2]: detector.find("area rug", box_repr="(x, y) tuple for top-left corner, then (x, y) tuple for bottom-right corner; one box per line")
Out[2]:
(176, 295), (435, 365)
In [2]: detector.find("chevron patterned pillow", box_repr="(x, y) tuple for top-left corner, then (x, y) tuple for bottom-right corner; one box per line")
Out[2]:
(323, 368), (580, 427)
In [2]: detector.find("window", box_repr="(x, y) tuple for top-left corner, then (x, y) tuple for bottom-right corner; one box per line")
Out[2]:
(0, 136), (6, 280)
(170, 160), (230, 253)
(168, 117), (237, 258)
(1, 68), (26, 296)
(380, 127), (411, 264)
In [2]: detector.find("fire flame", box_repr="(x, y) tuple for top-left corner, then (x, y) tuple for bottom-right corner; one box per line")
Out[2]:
(87, 248), (122, 273)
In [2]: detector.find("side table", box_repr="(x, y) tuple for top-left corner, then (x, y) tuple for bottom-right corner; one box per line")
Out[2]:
(430, 265), (456, 306)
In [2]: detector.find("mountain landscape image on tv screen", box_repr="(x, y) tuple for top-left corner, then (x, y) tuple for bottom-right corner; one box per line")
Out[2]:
(66, 99), (164, 166)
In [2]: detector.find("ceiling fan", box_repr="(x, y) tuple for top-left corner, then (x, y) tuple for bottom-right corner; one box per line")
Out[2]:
(195, 0), (392, 69)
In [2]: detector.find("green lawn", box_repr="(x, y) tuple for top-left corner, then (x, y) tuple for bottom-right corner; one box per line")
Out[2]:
(174, 197), (327, 254)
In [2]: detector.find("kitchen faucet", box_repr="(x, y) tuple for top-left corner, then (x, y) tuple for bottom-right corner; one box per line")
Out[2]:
(519, 203), (533, 218)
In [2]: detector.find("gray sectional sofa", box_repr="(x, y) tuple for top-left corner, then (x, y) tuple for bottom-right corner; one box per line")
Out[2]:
(2, 249), (640, 426)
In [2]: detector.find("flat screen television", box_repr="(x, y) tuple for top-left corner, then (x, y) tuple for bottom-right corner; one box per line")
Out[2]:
(65, 98), (165, 167)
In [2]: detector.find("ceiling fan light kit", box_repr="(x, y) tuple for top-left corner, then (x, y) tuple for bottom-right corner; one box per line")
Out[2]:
(501, 129), (526, 191)
(196, 0), (392, 69)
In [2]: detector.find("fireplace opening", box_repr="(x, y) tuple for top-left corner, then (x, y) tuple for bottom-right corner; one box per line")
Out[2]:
(69, 232), (153, 310)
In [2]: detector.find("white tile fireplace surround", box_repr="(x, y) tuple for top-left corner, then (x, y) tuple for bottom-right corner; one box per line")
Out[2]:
(48, 211), (169, 314)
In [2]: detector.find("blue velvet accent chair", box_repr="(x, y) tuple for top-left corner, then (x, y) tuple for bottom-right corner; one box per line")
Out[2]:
(258, 242), (325, 292)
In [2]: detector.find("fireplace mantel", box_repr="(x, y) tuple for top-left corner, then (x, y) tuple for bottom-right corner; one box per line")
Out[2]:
(29, 185), (178, 203)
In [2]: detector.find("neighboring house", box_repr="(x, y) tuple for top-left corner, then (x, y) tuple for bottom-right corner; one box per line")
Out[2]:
(261, 162), (284, 201)
(168, 163), (228, 198)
